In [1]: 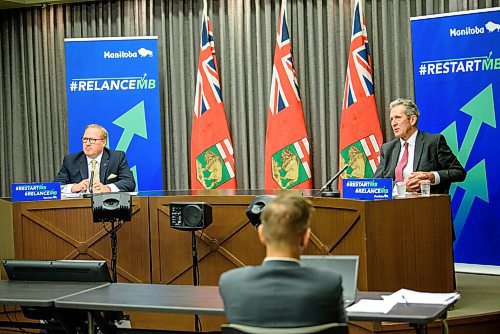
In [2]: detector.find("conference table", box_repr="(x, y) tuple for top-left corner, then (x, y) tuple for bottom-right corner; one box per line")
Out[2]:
(0, 280), (448, 334)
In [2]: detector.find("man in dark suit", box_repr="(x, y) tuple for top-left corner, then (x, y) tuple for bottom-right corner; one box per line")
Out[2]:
(55, 124), (135, 193)
(374, 99), (466, 194)
(219, 194), (346, 327)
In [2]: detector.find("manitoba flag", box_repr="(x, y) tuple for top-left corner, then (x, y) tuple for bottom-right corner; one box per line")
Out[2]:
(191, 11), (236, 189)
(339, 0), (383, 183)
(264, 0), (312, 190)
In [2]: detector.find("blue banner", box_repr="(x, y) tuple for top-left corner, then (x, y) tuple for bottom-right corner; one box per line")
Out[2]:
(342, 178), (393, 200)
(12, 182), (61, 202)
(411, 9), (500, 266)
(65, 37), (163, 191)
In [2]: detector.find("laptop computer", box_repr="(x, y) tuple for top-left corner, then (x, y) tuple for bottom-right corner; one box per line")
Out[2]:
(300, 255), (359, 306)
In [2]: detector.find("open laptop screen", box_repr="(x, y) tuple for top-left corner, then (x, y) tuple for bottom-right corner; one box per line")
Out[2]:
(300, 255), (359, 306)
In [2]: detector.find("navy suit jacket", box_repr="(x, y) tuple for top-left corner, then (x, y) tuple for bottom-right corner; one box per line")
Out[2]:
(374, 131), (466, 194)
(219, 260), (346, 327)
(54, 148), (135, 192)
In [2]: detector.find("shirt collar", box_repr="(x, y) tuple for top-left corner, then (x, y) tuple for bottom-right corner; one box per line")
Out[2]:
(263, 257), (301, 265)
(399, 130), (418, 147)
(86, 151), (103, 166)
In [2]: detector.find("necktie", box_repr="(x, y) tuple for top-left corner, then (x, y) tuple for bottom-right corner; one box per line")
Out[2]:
(395, 142), (409, 182)
(90, 160), (98, 187)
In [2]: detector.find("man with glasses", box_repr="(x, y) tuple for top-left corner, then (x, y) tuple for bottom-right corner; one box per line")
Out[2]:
(55, 124), (135, 193)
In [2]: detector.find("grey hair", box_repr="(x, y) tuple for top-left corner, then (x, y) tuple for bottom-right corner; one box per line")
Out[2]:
(389, 98), (419, 123)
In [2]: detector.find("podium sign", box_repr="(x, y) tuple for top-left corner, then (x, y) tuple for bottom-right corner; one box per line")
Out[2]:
(12, 182), (61, 202)
(342, 178), (392, 200)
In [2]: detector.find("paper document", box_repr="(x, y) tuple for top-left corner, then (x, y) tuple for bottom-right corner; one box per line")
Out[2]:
(383, 288), (460, 305)
(62, 192), (83, 199)
(346, 299), (398, 314)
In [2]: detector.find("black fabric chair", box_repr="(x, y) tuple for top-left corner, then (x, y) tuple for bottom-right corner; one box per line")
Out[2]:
(221, 323), (349, 334)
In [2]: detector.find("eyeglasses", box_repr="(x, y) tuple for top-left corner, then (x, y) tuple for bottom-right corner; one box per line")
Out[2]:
(81, 137), (104, 144)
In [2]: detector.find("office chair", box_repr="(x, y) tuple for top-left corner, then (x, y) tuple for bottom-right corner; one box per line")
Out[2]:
(221, 323), (348, 334)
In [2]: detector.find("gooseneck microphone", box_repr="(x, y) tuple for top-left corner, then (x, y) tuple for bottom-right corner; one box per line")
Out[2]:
(313, 165), (349, 198)
(83, 170), (95, 198)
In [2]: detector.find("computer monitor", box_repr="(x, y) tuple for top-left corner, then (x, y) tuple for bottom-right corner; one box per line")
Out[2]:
(2, 259), (114, 328)
(300, 255), (359, 306)
(3, 259), (112, 282)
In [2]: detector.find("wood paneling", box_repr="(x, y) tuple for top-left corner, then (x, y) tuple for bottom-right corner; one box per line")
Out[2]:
(149, 194), (454, 292)
(12, 197), (150, 283)
(0, 199), (15, 280)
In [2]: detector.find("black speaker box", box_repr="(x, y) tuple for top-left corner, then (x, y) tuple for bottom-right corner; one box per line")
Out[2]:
(170, 202), (212, 231)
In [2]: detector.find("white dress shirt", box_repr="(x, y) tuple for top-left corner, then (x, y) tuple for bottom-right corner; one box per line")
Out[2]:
(397, 130), (440, 185)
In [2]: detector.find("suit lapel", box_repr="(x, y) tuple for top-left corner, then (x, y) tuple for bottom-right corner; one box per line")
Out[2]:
(388, 140), (401, 178)
(100, 150), (110, 183)
(413, 132), (424, 171)
(79, 155), (88, 180)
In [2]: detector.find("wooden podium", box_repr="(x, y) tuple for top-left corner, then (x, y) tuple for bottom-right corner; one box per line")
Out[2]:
(5, 193), (454, 331)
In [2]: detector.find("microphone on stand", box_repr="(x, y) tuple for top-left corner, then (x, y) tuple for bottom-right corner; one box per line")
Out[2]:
(313, 165), (349, 198)
(83, 170), (95, 198)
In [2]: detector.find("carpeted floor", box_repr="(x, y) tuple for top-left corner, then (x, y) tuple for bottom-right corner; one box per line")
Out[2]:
(448, 272), (500, 318)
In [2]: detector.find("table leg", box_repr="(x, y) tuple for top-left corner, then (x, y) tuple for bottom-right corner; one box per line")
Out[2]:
(88, 311), (94, 334)
(410, 323), (427, 334)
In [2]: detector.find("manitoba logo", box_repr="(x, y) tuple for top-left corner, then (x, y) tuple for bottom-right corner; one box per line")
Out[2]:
(195, 139), (235, 189)
(138, 47), (153, 57)
(103, 50), (138, 59)
(271, 138), (311, 189)
(340, 134), (380, 178)
(485, 21), (500, 33)
(449, 21), (500, 37)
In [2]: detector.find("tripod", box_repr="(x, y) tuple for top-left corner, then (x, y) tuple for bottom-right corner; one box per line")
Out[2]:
(105, 218), (124, 283)
(191, 231), (201, 332)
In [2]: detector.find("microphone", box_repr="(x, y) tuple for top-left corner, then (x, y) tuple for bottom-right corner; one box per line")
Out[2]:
(313, 165), (349, 198)
(83, 170), (95, 198)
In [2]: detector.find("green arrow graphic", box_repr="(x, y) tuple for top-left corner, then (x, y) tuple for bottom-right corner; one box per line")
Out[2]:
(454, 160), (489, 240)
(130, 165), (138, 192)
(441, 84), (497, 236)
(441, 122), (459, 154)
(457, 84), (496, 164)
(113, 101), (148, 152)
(441, 122), (460, 198)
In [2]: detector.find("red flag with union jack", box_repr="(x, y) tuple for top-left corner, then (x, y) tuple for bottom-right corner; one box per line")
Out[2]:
(339, 0), (383, 185)
(191, 12), (236, 190)
(264, 0), (312, 190)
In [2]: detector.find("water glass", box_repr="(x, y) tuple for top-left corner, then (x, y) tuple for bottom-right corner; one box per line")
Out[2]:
(420, 180), (431, 197)
(396, 182), (406, 198)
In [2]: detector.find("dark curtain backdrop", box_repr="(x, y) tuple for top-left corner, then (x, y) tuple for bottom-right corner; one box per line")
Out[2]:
(0, 0), (498, 196)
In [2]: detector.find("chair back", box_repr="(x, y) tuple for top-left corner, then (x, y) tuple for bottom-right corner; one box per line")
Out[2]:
(221, 323), (348, 334)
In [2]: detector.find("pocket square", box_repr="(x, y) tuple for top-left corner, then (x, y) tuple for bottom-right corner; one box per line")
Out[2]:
(107, 174), (117, 180)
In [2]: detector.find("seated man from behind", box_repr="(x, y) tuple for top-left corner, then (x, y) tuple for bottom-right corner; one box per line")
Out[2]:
(55, 124), (135, 193)
(219, 194), (346, 327)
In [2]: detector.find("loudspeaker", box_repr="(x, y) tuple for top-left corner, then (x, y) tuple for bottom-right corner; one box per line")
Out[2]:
(246, 195), (275, 228)
(170, 202), (212, 231)
(92, 193), (132, 223)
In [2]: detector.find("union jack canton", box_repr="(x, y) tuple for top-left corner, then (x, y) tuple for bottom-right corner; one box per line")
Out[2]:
(194, 14), (223, 118)
(342, 1), (375, 110)
(268, 1), (301, 116)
